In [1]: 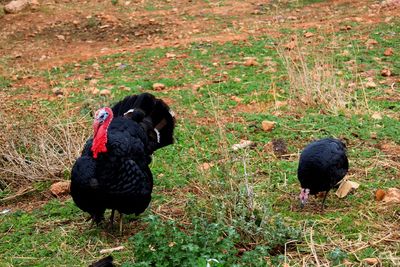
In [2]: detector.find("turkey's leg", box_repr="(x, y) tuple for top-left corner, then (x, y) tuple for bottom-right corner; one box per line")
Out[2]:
(321, 190), (330, 210)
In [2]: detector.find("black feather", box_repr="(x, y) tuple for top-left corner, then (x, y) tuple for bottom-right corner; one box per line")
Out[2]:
(89, 255), (114, 267)
(70, 93), (175, 224)
(298, 138), (349, 195)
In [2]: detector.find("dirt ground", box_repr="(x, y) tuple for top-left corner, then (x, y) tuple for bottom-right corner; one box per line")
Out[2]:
(1, 0), (399, 74)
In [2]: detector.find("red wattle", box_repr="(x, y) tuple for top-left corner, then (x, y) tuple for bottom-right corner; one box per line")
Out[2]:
(91, 126), (108, 158)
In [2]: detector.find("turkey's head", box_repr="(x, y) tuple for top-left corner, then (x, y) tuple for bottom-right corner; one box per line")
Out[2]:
(91, 107), (113, 159)
(299, 188), (310, 208)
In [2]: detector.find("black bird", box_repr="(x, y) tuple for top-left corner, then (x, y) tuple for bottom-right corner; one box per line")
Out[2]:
(89, 255), (114, 267)
(70, 93), (175, 230)
(297, 138), (349, 209)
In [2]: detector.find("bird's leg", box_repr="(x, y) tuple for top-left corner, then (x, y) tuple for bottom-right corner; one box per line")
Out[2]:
(119, 212), (123, 233)
(110, 209), (115, 227)
(321, 190), (330, 211)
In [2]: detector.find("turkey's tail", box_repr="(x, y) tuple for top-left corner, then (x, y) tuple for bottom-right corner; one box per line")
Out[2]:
(112, 93), (175, 152)
(89, 255), (114, 267)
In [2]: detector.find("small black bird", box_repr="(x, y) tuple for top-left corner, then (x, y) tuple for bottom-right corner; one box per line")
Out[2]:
(297, 138), (349, 209)
(70, 93), (175, 230)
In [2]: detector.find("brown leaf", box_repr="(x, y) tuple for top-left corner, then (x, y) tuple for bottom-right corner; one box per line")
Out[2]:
(198, 162), (214, 171)
(365, 39), (378, 47)
(382, 188), (400, 204)
(50, 181), (70, 197)
(99, 89), (111, 96)
(335, 180), (360, 198)
(381, 68), (391, 77)
(365, 80), (377, 88)
(261, 120), (276, 132)
(383, 48), (393, 56)
(375, 189), (386, 201)
(152, 83), (166, 91)
(371, 112), (382, 120)
(363, 258), (380, 265)
(91, 88), (100, 95)
(231, 95), (243, 103)
(284, 40), (296, 50)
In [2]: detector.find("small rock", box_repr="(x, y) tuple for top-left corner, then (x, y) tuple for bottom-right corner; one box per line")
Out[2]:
(99, 89), (111, 96)
(153, 83), (166, 90)
(244, 57), (259, 66)
(381, 68), (391, 77)
(261, 120), (276, 132)
(56, 35), (66, 41)
(233, 77), (241, 82)
(304, 32), (314, 38)
(4, 0), (31, 14)
(50, 181), (70, 197)
(383, 48), (393, 56)
(166, 53), (176, 58)
(371, 112), (382, 120)
(232, 140), (254, 151)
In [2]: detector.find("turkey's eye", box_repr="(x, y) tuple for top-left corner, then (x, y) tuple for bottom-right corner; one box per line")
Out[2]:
(97, 111), (109, 122)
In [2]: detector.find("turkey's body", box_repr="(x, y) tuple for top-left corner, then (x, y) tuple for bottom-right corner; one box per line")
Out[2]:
(70, 93), (174, 224)
(298, 138), (349, 196)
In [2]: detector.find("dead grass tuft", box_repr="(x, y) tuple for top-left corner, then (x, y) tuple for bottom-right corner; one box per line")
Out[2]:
(278, 36), (367, 114)
(0, 112), (90, 190)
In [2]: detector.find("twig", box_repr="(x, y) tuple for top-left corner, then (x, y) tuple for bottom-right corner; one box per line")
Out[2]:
(242, 154), (254, 212)
(350, 233), (393, 253)
(99, 246), (124, 254)
(0, 187), (36, 203)
(305, 223), (321, 267)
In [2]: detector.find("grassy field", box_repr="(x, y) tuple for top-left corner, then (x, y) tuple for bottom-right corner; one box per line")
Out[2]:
(0, 0), (399, 266)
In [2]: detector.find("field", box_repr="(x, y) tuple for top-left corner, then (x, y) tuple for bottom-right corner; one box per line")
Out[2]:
(0, 0), (399, 266)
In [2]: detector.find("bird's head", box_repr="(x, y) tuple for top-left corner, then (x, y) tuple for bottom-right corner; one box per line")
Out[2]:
(91, 107), (113, 159)
(299, 188), (310, 208)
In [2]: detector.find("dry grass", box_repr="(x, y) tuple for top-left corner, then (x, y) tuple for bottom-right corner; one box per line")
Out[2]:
(0, 111), (90, 189)
(278, 36), (369, 115)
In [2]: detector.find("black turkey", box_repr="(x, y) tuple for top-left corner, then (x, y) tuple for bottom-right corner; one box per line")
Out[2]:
(298, 138), (349, 209)
(70, 93), (175, 230)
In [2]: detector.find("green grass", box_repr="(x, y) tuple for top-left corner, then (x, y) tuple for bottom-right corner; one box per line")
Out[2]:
(1, 9), (399, 267)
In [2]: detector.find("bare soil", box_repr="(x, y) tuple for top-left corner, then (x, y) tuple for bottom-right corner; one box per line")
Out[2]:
(1, 0), (399, 73)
